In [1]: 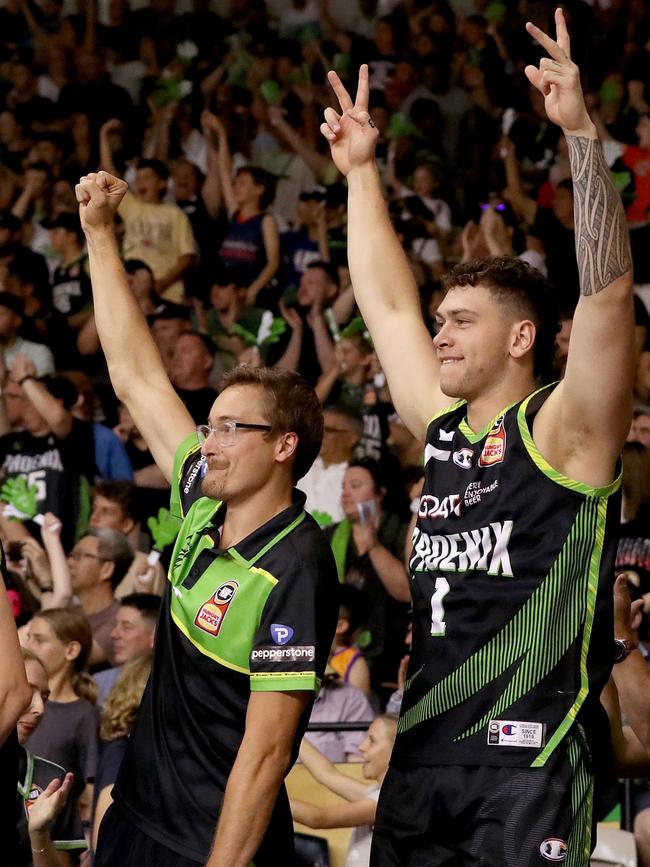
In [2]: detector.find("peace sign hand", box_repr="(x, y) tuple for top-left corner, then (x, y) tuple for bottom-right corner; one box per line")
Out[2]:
(321, 64), (379, 177)
(524, 8), (594, 137)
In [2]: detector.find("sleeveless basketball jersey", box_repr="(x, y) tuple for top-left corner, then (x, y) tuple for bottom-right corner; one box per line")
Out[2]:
(392, 386), (620, 769)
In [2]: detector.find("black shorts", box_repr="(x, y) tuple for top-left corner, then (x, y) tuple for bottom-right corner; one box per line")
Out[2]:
(95, 800), (296, 867)
(371, 731), (594, 867)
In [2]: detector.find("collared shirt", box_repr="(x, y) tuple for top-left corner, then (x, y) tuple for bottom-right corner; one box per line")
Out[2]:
(112, 433), (338, 862)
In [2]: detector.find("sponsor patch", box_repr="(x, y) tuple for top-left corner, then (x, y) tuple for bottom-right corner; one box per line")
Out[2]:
(251, 645), (315, 661)
(194, 580), (239, 636)
(463, 480), (499, 508)
(452, 448), (473, 469)
(418, 494), (462, 520)
(487, 719), (545, 748)
(271, 624), (294, 645)
(539, 839), (567, 862)
(184, 456), (207, 493)
(24, 784), (44, 817)
(479, 416), (506, 467)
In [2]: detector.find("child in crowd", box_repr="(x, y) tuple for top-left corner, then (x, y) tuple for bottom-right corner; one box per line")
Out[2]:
(24, 609), (99, 834)
(291, 716), (398, 867)
(329, 584), (371, 697)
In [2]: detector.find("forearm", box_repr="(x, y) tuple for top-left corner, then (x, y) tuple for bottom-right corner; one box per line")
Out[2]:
(347, 164), (421, 326)
(28, 829), (66, 867)
(76, 314), (100, 356)
(369, 544), (410, 601)
(274, 121), (331, 181)
(98, 135), (118, 176)
(43, 538), (73, 609)
(0, 574), (30, 743)
(331, 283), (355, 325)
(20, 380), (71, 438)
(247, 260), (278, 297)
(315, 366), (338, 404)
(84, 227), (167, 397)
(566, 129), (632, 297)
(202, 150), (223, 218)
(11, 188), (32, 221)
(276, 329), (303, 372)
(612, 652), (650, 751)
(206, 745), (291, 867)
(311, 316), (336, 373)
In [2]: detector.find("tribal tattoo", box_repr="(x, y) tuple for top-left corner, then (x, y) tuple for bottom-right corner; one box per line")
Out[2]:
(567, 135), (632, 296)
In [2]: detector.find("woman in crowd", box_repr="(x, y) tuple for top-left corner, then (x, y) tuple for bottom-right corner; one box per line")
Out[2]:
(325, 459), (410, 693)
(24, 609), (99, 833)
(92, 655), (152, 851)
(291, 716), (398, 867)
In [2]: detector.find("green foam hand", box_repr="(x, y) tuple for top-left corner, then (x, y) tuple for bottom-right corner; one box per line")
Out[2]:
(147, 508), (181, 551)
(1, 477), (39, 519)
(311, 510), (334, 528)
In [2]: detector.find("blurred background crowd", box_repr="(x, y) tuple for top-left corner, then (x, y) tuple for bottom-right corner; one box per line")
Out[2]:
(1, 0), (650, 864)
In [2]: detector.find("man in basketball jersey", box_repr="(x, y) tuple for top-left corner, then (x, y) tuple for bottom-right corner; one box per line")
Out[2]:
(322, 10), (634, 865)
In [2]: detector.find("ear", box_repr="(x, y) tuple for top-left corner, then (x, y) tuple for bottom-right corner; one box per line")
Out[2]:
(274, 431), (298, 468)
(510, 319), (536, 360)
(65, 640), (81, 663)
(99, 559), (115, 585)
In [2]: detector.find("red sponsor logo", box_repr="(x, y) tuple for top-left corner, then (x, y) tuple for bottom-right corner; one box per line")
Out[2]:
(479, 416), (506, 467)
(194, 580), (239, 636)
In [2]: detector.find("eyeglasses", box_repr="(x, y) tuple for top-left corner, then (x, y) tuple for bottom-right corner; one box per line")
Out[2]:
(69, 550), (106, 562)
(197, 420), (272, 448)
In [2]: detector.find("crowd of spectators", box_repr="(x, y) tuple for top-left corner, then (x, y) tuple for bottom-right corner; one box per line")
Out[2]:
(1, 0), (650, 864)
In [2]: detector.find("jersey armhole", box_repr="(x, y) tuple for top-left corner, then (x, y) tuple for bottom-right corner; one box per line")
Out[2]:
(517, 394), (621, 498)
(425, 399), (466, 438)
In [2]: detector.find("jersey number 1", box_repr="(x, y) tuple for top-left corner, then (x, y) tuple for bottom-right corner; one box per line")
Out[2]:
(430, 576), (450, 636)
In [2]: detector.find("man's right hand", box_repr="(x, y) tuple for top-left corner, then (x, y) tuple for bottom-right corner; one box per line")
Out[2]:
(75, 171), (128, 233)
(321, 64), (379, 177)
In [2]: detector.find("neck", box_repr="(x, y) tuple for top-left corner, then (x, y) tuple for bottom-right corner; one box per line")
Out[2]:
(77, 584), (115, 616)
(343, 369), (366, 386)
(220, 480), (293, 549)
(48, 668), (78, 702)
(320, 453), (347, 468)
(239, 203), (261, 219)
(465, 375), (536, 432)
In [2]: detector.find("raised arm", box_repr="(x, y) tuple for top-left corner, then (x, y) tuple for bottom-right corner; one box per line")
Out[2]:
(527, 9), (635, 488)
(0, 565), (30, 745)
(321, 66), (449, 441)
(75, 173), (195, 483)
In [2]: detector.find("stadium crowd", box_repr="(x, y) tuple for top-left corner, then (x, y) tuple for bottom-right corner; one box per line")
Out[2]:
(0, 0), (649, 864)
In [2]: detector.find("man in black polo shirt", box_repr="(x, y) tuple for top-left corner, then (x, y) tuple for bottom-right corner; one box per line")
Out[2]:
(76, 171), (339, 867)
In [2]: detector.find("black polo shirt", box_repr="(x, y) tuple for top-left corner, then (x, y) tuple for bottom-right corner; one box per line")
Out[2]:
(112, 434), (338, 862)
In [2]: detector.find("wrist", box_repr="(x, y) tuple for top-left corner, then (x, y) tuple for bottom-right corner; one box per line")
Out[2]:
(563, 120), (598, 140)
(346, 161), (380, 190)
(18, 375), (37, 386)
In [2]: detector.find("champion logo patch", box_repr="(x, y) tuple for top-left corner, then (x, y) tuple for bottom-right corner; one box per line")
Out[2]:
(540, 838), (567, 861)
(271, 624), (294, 645)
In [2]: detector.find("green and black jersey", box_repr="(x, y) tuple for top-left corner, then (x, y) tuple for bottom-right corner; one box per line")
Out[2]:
(392, 385), (620, 770)
(112, 434), (339, 862)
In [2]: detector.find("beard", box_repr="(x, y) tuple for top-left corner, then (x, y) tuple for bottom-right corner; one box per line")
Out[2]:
(201, 463), (228, 501)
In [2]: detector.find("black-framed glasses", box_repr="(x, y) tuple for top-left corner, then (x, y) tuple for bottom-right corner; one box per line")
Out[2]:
(197, 420), (272, 448)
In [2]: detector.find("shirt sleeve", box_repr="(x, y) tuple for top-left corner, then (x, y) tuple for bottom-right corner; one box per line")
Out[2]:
(249, 552), (336, 694)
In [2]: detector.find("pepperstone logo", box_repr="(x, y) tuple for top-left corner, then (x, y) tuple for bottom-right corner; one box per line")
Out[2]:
(251, 646), (315, 661)
(271, 624), (294, 645)
(184, 456), (207, 494)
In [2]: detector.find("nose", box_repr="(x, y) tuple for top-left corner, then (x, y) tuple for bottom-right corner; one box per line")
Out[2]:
(433, 323), (450, 349)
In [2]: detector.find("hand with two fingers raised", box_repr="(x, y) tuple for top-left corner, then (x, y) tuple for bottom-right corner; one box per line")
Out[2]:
(524, 8), (595, 138)
(320, 64), (379, 177)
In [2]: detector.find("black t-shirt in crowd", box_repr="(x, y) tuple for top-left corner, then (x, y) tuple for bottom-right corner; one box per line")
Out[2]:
(0, 418), (95, 550)
(111, 434), (339, 863)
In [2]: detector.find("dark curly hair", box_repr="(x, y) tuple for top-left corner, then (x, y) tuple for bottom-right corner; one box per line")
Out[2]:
(441, 257), (561, 384)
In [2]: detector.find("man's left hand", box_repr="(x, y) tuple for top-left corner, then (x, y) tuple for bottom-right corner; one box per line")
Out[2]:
(524, 8), (594, 137)
(614, 572), (644, 642)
